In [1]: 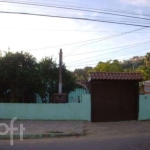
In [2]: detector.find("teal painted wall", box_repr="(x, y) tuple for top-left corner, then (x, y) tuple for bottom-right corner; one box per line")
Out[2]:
(36, 93), (49, 103)
(139, 94), (150, 120)
(36, 88), (88, 103)
(68, 88), (89, 103)
(0, 94), (91, 121)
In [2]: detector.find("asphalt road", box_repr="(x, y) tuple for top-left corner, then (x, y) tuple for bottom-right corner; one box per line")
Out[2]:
(0, 134), (150, 150)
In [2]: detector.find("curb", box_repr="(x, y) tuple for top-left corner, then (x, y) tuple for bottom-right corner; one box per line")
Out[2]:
(0, 132), (86, 140)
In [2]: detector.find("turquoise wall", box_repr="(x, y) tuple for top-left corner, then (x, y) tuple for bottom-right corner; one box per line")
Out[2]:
(0, 94), (91, 121)
(36, 88), (88, 103)
(139, 94), (150, 120)
(36, 93), (49, 103)
(68, 88), (89, 103)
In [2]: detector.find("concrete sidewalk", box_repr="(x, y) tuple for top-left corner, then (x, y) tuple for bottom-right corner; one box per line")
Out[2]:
(1, 120), (150, 139)
(84, 121), (150, 138)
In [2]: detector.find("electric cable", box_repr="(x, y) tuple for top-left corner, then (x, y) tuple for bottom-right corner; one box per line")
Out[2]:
(1, 0), (150, 22)
(0, 11), (150, 28)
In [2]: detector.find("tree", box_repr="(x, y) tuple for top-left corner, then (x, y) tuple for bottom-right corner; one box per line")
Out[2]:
(62, 66), (77, 93)
(39, 57), (77, 100)
(136, 65), (150, 80)
(0, 51), (42, 103)
(74, 67), (93, 80)
(0, 53), (77, 103)
(121, 59), (144, 71)
(144, 52), (150, 67)
(38, 57), (58, 100)
(94, 60), (123, 72)
(136, 53), (150, 80)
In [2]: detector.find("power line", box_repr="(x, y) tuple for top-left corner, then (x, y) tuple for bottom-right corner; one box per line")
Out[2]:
(1, 1), (150, 31)
(0, 11), (150, 28)
(66, 42), (150, 66)
(9, 27), (143, 52)
(64, 40), (150, 58)
(66, 27), (146, 55)
(25, 35), (120, 51)
(0, 0), (148, 19)
(68, 45), (149, 66)
(66, 49), (148, 68)
(1, 0), (150, 22)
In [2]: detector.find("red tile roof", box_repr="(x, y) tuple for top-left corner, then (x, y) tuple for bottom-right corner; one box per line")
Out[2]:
(89, 72), (143, 81)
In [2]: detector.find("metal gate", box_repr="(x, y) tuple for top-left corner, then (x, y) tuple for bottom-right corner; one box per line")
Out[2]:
(91, 81), (138, 122)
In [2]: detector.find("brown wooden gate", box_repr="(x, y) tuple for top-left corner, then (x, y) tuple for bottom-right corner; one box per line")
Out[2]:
(91, 81), (139, 122)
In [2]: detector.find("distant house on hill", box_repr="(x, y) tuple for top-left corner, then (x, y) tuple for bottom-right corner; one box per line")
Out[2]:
(129, 56), (144, 62)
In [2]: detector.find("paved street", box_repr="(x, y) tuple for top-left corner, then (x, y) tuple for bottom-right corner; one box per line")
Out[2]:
(0, 133), (150, 150)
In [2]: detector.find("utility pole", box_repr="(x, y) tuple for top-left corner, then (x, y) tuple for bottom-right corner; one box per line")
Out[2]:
(53, 49), (67, 103)
(59, 49), (62, 94)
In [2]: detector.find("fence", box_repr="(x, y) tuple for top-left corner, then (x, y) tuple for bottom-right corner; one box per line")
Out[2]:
(139, 94), (150, 120)
(2, 92), (150, 121)
(0, 80), (39, 103)
(68, 88), (89, 103)
(0, 94), (91, 121)
(0, 79), (88, 103)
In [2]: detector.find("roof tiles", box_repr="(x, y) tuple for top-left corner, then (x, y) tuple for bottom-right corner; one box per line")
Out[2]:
(89, 72), (143, 81)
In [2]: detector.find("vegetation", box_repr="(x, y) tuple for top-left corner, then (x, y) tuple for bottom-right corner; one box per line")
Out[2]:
(0, 51), (149, 103)
(94, 60), (123, 72)
(137, 53), (150, 80)
(0, 52), (77, 103)
(74, 67), (93, 81)
(74, 53), (150, 81)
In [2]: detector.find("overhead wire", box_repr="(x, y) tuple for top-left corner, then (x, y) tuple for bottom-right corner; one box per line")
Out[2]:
(2, 0), (150, 23)
(66, 27), (146, 55)
(64, 40), (150, 58)
(0, 1), (150, 35)
(67, 45), (149, 66)
(8, 27), (143, 52)
(66, 48), (147, 68)
(1, 0), (150, 22)
(0, 10), (150, 28)
(66, 42), (150, 66)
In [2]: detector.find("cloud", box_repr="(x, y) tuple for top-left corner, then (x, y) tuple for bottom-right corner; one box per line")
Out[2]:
(121, 0), (150, 7)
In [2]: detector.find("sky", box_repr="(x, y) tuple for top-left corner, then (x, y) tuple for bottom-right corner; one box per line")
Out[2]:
(0, 0), (150, 71)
